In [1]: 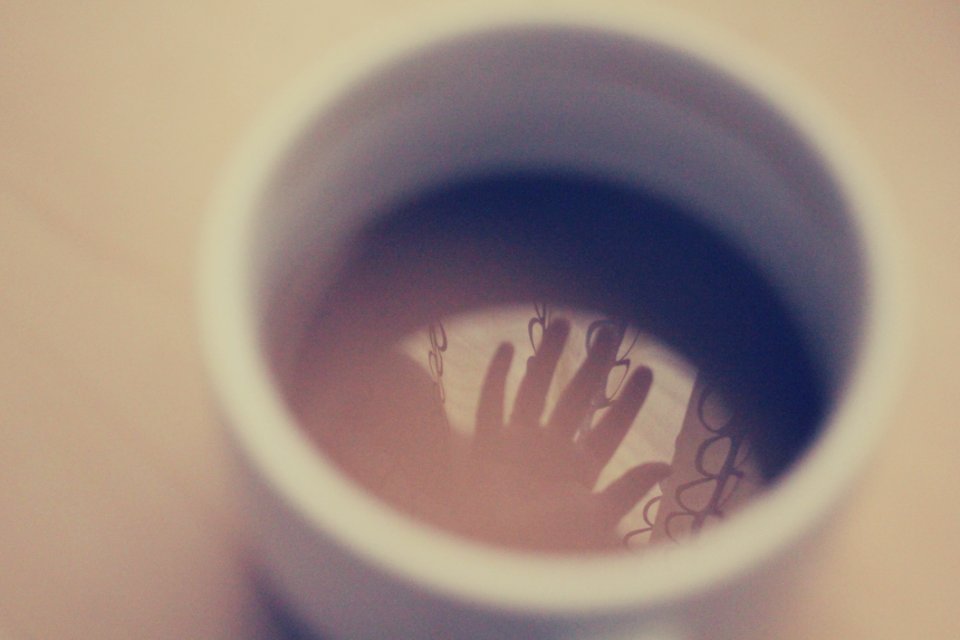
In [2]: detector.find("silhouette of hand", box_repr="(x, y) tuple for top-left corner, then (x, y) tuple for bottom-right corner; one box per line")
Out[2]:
(451, 318), (671, 551)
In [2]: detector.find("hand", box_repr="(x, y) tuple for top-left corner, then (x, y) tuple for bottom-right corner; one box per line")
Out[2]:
(449, 317), (671, 552)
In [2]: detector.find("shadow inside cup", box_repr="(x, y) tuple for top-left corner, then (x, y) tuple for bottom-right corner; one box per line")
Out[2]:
(285, 172), (825, 552)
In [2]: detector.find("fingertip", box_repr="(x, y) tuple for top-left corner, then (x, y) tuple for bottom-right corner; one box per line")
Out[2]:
(598, 461), (673, 522)
(621, 461), (672, 483)
(477, 342), (514, 436)
(647, 461), (673, 482)
(494, 341), (515, 362)
(629, 366), (654, 391)
(612, 367), (652, 413)
(547, 317), (571, 341)
(589, 325), (620, 360)
(538, 317), (570, 359)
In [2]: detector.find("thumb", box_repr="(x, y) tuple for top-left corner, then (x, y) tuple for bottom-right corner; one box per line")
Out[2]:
(597, 462), (672, 525)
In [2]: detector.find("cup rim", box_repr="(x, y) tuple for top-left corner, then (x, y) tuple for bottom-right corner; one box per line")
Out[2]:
(198, 3), (907, 615)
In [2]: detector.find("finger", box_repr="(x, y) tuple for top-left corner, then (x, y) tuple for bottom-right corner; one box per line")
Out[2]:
(509, 318), (570, 429)
(597, 462), (672, 525)
(475, 342), (514, 448)
(545, 324), (620, 439)
(581, 367), (653, 484)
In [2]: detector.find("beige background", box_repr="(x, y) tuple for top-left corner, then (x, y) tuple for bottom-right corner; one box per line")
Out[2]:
(1, 2), (957, 638)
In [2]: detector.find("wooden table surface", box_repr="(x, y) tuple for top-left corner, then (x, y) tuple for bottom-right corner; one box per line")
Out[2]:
(1, 2), (958, 638)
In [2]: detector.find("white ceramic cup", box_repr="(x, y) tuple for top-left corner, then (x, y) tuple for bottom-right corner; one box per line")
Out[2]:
(199, 6), (904, 639)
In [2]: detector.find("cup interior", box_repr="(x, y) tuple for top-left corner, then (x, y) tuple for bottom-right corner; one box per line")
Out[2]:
(209, 14), (892, 611)
(255, 22), (864, 472)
